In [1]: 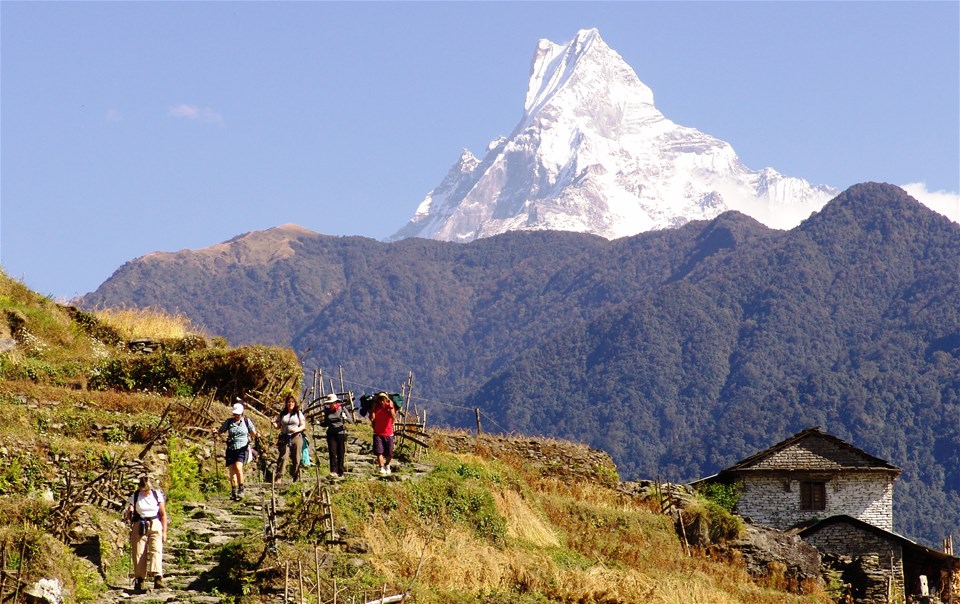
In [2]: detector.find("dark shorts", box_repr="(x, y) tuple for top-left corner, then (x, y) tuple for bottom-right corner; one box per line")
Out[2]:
(225, 447), (248, 466)
(372, 434), (394, 458)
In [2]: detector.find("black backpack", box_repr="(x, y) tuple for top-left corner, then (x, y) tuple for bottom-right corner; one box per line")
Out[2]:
(359, 394), (377, 417)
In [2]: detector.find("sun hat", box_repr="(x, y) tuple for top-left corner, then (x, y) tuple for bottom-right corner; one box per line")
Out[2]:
(231, 402), (244, 415)
(323, 393), (339, 403)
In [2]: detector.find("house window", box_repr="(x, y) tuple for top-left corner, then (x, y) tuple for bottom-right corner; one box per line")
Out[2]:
(800, 481), (826, 510)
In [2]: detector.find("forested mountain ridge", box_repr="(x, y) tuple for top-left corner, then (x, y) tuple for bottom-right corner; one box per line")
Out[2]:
(471, 183), (960, 545)
(80, 183), (960, 545)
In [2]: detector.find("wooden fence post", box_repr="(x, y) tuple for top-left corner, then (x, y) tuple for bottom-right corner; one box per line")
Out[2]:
(475, 409), (482, 436)
(14, 527), (27, 604)
(298, 559), (305, 604)
(315, 546), (322, 604)
(0, 537), (7, 601)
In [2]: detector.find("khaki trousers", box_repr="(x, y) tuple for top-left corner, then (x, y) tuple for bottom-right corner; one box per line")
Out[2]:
(130, 518), (163, 578)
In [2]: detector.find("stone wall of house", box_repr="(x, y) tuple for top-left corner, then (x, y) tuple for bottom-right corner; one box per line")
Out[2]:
(736, 473), (894, 530)
(803, 523), (905, 604)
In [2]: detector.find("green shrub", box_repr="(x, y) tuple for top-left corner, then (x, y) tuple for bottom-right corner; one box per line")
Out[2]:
(166, 436), (203, 504)
(410, 461), (507, 543)
(698, 481), (741, 512)
(0, 452), (49, 496)
(703, 500), (743, 542)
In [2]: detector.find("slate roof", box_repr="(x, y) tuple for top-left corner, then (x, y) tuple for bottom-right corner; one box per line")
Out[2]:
(717, 427), (901, 475)
(799, 515), (959, 565)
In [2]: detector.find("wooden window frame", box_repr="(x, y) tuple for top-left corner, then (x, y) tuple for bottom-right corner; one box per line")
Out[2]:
(800, 481), (826, 511)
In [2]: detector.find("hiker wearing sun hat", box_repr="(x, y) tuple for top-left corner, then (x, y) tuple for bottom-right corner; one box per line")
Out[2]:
(217, 399), (258, 500)
(320, 393), (351, 477)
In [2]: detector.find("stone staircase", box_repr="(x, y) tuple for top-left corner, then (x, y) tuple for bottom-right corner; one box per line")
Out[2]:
(90, 432), (432, 603)
(90, 482), (281, 604)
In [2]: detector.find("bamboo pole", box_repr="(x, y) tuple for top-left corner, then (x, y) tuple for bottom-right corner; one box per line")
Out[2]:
(677, 509), (690, 557)
(398, 521), (438, 604)
(0, 537), (7, 601)
(315, 546), (322, 604)
(14, 526), (27, 604)
(299, 560), (305, 604)
(314, 423), (322, 498)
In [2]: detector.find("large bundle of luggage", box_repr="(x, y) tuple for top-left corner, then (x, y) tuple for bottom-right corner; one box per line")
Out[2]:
(358, 392), (404, 416)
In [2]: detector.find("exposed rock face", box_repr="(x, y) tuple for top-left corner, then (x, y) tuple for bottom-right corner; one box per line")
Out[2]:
(726, 524), (822, 588)
(24, 578), (64, 604)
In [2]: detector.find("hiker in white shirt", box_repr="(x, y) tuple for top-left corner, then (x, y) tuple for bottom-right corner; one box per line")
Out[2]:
(123, 476), (168, 592)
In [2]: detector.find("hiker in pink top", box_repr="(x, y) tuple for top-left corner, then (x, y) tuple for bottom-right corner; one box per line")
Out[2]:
(369, 392), (397, 476)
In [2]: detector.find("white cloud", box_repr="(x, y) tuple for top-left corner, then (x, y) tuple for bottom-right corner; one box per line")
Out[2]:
(168, 104), (224, 125)
(900, 182), (960, 224)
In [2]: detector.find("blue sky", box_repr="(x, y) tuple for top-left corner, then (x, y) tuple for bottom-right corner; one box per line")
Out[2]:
(2, 1), (958, 300)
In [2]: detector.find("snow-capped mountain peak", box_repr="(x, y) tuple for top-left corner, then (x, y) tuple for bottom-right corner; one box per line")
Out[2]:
(390, 29), (837, 243)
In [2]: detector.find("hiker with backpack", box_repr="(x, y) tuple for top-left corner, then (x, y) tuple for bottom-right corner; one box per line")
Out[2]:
(217, 400), (258, 500)
(320, 393), (350, 477)
(369, 392), (397, 476)
(274, 392), (307, 483)
(123, 476), (168, 592)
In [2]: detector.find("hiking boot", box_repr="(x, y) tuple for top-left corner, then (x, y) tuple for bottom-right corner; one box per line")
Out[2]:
(378, 466), (388, 476)
(133, 578), (144, 592)
(230, 488), (238, 501)
(154, 576), (164, 590)
(238, 485), (245, 497)
(385, 465), (392, 475)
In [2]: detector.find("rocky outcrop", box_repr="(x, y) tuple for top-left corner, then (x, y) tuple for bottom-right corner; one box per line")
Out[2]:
(618, 480), (822, 594)
(431, 432), (619, 487)
(721, 524), (822, 589)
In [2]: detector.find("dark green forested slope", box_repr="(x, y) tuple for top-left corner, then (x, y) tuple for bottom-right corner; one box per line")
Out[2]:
(469, 183), (960, 546)
(289, 223), (773, 410)
(81, 183), (960, 545)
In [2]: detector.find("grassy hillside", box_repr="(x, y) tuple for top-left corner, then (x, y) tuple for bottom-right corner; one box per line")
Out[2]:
(0, 270), (833, 603)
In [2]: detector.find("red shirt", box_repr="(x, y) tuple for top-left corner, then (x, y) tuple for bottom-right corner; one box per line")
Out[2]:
(370, 402), (395, 436)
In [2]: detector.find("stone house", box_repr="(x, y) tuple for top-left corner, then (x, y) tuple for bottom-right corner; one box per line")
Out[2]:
(703, 427), (958, 603)
(799, 515), (958, 604)
(709, 427), (900, 530)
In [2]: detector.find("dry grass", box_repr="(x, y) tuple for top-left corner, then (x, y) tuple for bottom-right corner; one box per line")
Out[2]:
(93, 307), (201, 340)
(342, 447), (832, 604)
(494, 489), (560, 547)
(360, 517), (828, 604)
(0, 379), (170, 414)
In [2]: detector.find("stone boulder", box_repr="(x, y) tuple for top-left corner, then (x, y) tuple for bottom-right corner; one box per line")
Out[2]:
(720, 523), (822, 592)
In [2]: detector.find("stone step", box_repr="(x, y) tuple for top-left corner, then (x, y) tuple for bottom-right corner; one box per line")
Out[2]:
(93, 448), (435, 604)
